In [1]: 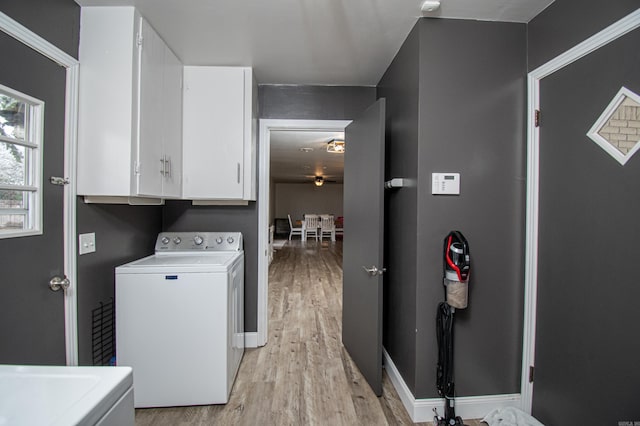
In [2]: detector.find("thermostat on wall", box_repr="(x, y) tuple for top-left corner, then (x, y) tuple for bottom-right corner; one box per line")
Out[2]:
(432, 173), (460, 195)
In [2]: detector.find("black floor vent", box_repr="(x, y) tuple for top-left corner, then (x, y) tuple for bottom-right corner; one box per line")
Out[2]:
(91, 297), (115, 366)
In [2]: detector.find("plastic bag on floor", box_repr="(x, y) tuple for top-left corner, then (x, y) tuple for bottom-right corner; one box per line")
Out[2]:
(482, 407), (544, 426)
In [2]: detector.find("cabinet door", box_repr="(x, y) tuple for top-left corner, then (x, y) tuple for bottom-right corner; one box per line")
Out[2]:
(136, 18), (164, 197)
(183, 67), (245, 199)
(161, 47), (183, 198)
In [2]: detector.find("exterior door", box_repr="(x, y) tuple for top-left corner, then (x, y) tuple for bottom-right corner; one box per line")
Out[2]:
(342, 99), (385, 396)
(532, 26), (640, 424)
(0, 27), (69, 364)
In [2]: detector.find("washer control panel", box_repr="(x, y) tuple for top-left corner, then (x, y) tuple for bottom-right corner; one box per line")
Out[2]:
(155, 232), (243, 252)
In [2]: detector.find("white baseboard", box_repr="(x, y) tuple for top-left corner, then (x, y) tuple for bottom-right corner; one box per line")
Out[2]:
(383, 348), (521, 422)
(245, 332), (259, 348)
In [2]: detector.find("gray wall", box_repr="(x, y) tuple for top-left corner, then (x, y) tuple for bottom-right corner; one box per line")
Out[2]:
(377, 23), (420, 395)
(260, 85), (377, 120)
(378, 18), (527, 398)
(0, 0), (80, 58)
(528, 2), (640, 424)
(168, 85), (377, 332)
(274, 183), (343, 223)
(527, 0), (639, 71)
(76, 202), (162, 365)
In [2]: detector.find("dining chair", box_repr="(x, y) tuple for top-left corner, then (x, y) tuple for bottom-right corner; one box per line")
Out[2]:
(288, 214), (303, 240)
(303, 214), (320, 241)
(319, 215), (335, 242)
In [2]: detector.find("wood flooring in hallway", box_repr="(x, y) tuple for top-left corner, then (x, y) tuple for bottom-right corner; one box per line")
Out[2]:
(134, 240), (482, 426)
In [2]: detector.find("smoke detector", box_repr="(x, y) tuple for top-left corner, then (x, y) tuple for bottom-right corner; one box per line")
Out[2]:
(421, 0), (441, 13)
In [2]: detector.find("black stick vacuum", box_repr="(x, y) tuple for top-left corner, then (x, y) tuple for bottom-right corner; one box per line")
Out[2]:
(434, 231), (470, 426)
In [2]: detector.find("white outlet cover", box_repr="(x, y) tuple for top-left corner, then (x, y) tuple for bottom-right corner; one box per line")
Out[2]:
(79, 232), (96, 255)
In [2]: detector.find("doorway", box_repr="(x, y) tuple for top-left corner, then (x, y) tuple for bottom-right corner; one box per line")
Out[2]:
(256, 119), (351, 347)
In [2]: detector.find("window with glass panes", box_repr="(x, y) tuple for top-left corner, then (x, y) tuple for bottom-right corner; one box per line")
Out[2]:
(0, 84), (43, 237)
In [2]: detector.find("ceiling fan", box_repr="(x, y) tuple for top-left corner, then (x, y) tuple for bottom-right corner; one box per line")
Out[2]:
(305, 175), (340, 186)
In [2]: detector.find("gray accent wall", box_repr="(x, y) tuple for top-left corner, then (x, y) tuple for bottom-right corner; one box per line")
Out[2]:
(259, 85), (376, 120)
(76, 202), (162, 365)
(377, 23), (420, 395)
(527, 0), (639, 71)
(0, 0), (80, 58)
(378, 18), (527, 398)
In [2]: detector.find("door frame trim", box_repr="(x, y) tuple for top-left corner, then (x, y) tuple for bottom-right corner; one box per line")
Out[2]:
(257, 119), (351, 347)
(0, 12), (80, 365)
(522, 8), (640, 412)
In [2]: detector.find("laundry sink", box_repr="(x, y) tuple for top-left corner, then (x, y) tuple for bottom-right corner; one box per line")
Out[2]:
(0, 364), (134, 426)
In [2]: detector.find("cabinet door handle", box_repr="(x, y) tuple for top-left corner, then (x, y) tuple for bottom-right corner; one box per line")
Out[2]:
(160, 157), (166, 176)
(166, 157), (171, 178)
(237, 163), (241, 184)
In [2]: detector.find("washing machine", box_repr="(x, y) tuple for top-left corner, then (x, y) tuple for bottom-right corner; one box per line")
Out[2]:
(115, 232), (244, 408)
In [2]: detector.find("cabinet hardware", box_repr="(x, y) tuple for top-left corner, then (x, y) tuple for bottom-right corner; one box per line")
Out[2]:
(237, 163), (241, 184)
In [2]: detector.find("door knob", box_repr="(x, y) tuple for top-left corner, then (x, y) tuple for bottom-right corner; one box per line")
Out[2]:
(49, 275), (70, 292)
(362, 266), (386, 276)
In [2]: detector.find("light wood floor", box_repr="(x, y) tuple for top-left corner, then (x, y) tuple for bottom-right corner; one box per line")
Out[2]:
(135, 240), (483, 426)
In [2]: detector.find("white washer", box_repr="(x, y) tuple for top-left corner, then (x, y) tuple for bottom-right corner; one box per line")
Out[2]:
(115, 232), (244, 408)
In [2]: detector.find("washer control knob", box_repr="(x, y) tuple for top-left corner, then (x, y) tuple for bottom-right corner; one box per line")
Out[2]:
(227, 236), (234, 244)
(173, 237), (181, 245)
(216, 237), (223, 244)
(161, 236), (170, 245)
(193, 235), (204, 245)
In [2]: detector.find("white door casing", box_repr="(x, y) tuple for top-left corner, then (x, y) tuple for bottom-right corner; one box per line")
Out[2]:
(256, 119), (351, 347)
(0, 12), (80, 365)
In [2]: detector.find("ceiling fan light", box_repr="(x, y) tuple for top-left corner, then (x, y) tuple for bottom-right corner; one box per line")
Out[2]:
(327, 139), (345, 153)
(314, 176), (324, 187)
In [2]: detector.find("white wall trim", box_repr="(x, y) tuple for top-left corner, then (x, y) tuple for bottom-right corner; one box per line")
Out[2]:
(383, 349), (521, 422)
(257, 119), (351, 347)
(521, 7), (640, 413)
(244, 332), (259, 348)
(0, 12), (80, 365)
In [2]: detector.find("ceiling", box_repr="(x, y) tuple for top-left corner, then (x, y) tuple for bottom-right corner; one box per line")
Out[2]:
(270, 131), (345, 184)
(74, 0), (554, 86)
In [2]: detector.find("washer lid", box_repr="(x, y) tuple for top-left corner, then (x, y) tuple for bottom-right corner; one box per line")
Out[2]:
(116, 252), (242, 271)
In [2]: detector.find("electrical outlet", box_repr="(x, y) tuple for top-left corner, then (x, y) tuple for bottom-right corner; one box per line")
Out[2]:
(79, 232), (96, 255)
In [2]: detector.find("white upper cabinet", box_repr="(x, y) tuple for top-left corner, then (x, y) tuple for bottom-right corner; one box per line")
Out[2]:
(182, 66), (257, 201)
(77, 7), (182, 203)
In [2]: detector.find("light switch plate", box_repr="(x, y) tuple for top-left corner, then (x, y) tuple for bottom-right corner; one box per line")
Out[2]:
(79, 232), (96, 255)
